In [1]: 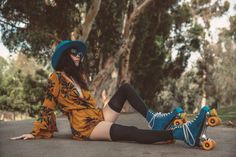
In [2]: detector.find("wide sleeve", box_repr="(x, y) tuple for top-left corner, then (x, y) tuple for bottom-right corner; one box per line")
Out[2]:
(30, 72), (60, 139)
(82, 89), (97, 107)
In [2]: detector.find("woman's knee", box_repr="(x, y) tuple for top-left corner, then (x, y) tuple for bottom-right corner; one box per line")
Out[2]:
(119, 83), (132, 91)
(102, 105), (120, 122)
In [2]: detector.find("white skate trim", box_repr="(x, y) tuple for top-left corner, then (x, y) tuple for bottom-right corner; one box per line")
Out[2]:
(148, 112), (172, 129)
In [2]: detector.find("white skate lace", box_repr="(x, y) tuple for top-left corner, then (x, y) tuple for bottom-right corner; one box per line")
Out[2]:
(174, 115), (199, 146)
(148, 112), (171, 129)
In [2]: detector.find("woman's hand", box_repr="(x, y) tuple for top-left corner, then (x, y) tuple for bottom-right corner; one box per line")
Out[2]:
(10, 134), (35, 140)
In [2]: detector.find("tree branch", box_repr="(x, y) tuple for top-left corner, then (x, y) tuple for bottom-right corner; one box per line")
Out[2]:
(48, 33), (62, 49)
(0, 18), (24, 29)
(123, 0), (154, 37)
(79, 0), (101, 42)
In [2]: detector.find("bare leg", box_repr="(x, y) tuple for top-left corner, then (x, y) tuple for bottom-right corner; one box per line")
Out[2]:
(102, 104), (120, 122)
(89, 121), (113, 140)
(90, 103), (173, 142)
(90, 83), (154, 141)
(89, 106), (118, 140)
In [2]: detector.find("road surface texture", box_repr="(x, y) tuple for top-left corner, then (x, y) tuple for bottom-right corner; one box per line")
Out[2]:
(0, 113), (236, 157)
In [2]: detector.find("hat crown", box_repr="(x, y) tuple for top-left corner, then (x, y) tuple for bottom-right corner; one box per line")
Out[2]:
(55, 40), (71, 51)
(51, 40), (87, 70)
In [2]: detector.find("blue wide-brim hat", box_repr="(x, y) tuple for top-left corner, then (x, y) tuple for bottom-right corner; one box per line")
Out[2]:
(51, 40), (86, 70)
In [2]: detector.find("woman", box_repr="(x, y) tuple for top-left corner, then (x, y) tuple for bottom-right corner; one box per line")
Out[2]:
(11, 40), (210, 146)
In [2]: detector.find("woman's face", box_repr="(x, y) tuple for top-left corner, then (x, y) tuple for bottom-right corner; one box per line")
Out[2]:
(69, 53), (81, 67)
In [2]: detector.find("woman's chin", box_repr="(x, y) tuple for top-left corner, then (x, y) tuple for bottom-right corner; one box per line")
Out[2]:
(74, 62), (80, 67)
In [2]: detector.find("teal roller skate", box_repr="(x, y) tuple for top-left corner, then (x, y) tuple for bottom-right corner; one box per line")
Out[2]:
(146, 107), (187, 130)
(172, 106), (221, 150)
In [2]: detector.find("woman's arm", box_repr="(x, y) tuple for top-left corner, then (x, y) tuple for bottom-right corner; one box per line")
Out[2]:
(10, 134), (35, 140)
(11, 72), (60, 140)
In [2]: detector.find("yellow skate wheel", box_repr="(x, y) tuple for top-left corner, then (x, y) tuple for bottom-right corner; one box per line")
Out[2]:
(182, 117), (187, 123)
(218, 117), (222, 124)
(180, 112), (187, 119)
(202, 140), (215, 151)
(208, 116), (220, 127)
(173, 119), (183, 126)
(180, 113), (187, 123)
(210, 108), (218, 116)
(211, 139), (216, 147)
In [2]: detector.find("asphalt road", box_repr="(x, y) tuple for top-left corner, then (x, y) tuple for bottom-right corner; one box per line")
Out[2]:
(0, 113), (236, 157)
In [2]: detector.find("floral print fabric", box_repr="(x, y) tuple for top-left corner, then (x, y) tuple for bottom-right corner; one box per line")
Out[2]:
(30, 71), (104, 140)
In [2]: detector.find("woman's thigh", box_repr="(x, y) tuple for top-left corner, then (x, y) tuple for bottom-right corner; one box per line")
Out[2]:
(89, 121), (113, 141)
(102, 104), (120, 122)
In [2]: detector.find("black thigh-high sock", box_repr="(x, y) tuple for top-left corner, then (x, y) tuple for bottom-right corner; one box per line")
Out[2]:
(108, 83), (148, 117)
(110, 124), (173, 144)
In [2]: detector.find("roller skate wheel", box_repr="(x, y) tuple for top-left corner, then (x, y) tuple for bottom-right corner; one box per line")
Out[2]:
(211, 139), (216, 147)
(202, 140), (215, 150)
(182, 117), (187, 123)
(210, 109), (218, 116)
(218, 117), (222, 124)
(173, 119), (183, 126)
(180, 112), (187, 119)
(208, 117), (220, 127)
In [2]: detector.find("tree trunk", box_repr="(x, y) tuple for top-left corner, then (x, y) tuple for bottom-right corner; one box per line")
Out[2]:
(90, 0), (155, 111)
(79, 0), (102, 42)
(201, 71), (207, 108)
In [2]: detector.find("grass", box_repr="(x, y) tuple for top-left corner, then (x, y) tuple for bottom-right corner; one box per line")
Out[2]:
(186, 106), (236, 127)
(218, 106), (236, 122)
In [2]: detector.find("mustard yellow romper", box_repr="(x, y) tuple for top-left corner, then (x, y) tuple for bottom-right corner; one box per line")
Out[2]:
(30, 71), (104, 140)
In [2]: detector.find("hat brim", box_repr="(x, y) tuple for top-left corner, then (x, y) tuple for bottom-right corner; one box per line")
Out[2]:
(51, 40), (86, 70)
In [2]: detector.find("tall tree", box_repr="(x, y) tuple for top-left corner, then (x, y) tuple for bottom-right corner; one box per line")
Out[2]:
(0, 0), (204, 112)
(210, 13), (236, 107)
(183, 0), (230, 108)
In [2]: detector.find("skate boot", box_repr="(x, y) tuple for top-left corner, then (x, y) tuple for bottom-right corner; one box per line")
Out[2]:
(146, 107), (187, 130)
(172, 106), (221, 150)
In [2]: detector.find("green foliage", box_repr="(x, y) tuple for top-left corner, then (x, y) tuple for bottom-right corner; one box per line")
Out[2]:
(0, 56), (8, 83)
(129, 1), (198, 108)
(189, 24), (204, 37)
(0, 56), (7, 67)
(218, 106), (236, 122)
(87, 0), (126, 74)
(0, 54), (49, 116)
(187, 24), (204, 50)
(223, 1), (230, 13)
(172, 3), (192, 30)
(192, 0), (211, 6)
(175, 69), (203, 112)
(154, 78), (179, 112)
(22, 71), (47, 116)
(0, 0), (233, 113)
(228, 15), (236, 41)
(153, 69), (203, 113)
(212, 40), (236, 106)
(0, 0), (88, 62)
(155, 35), (165, 50)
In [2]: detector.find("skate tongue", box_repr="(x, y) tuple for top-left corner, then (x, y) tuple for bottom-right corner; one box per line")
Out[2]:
(183, 123), (196, 146)
(175, 107), (183, 113)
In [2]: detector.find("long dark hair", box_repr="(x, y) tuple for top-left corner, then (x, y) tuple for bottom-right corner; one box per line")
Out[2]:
(55, 50), (89, 90)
